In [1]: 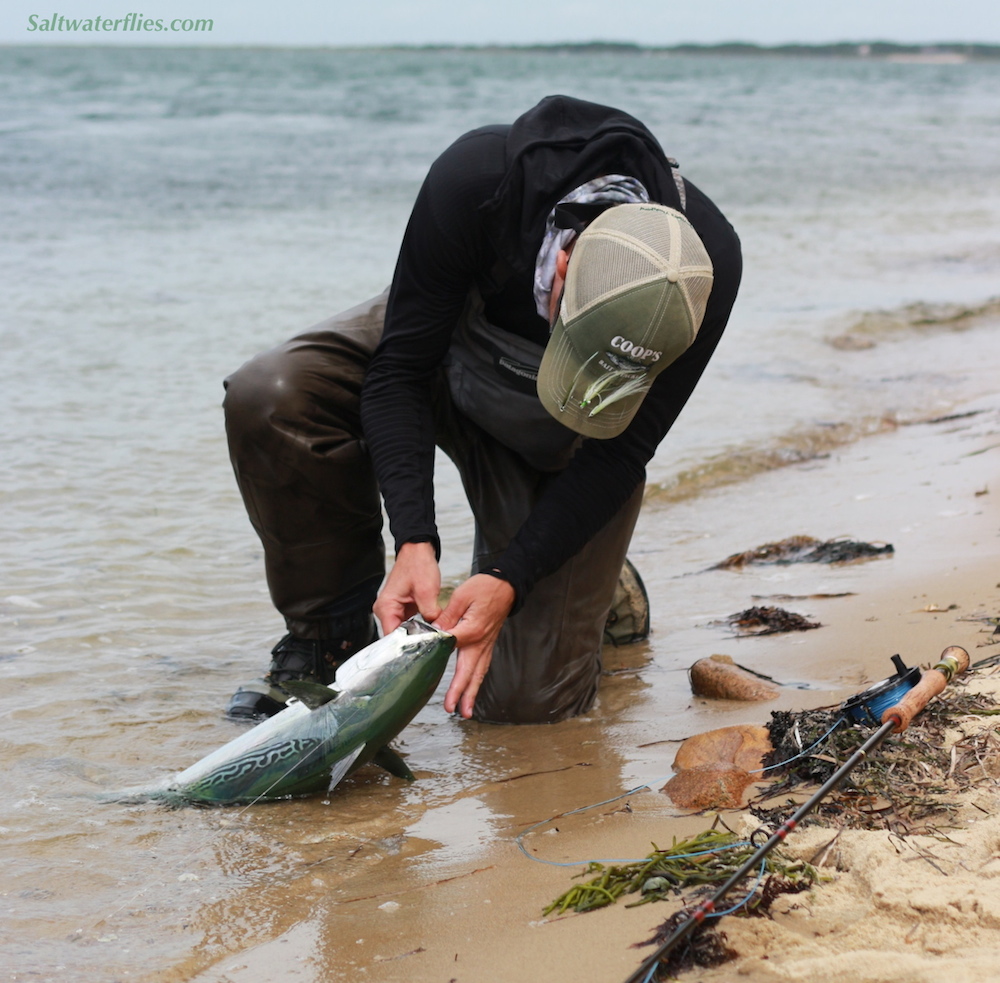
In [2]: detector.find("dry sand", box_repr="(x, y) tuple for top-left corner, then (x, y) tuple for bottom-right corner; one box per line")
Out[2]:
(188, 393), (999, 983)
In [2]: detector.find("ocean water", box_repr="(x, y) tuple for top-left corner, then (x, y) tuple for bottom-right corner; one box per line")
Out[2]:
(2, 46), (999, 981)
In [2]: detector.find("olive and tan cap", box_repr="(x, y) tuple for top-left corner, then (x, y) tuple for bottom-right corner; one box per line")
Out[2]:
(537, 203), (714, 438)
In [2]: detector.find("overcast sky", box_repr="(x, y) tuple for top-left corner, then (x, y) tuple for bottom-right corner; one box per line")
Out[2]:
(4, 0), (1000, 47)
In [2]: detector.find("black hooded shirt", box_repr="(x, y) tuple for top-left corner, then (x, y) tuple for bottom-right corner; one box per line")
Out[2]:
(361, 96), (742, 605)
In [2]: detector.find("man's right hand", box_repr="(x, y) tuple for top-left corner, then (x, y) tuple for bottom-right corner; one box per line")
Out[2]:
(373, 540), (443, 634)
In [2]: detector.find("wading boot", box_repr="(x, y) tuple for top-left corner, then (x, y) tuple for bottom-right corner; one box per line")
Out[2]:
(226, 610), (378, 720)
(603, 558), (650, 646)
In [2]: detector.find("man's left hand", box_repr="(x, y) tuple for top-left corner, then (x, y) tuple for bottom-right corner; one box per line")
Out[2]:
(436, 574), (516, 719)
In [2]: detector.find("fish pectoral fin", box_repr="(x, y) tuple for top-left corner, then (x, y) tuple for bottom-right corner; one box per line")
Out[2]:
(327, 745), (365, 792)
(279, 679), (338, 709)
(372, 745), (415, 781)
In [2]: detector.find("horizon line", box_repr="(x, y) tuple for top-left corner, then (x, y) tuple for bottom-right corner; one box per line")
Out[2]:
(2, 39), (1000, 52)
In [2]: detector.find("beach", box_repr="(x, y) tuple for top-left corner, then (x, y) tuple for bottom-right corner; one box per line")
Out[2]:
(2, 47), (999, 983)
(171, 385), (1000, 983)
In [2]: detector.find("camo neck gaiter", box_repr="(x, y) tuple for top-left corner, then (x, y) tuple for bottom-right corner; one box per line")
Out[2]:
(533, 174), (649, 322)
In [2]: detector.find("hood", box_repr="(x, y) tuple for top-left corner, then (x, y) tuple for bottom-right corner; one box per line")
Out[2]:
(478, 95), (682, 276)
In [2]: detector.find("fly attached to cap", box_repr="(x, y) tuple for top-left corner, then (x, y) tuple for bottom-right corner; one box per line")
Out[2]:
(537, 203), (714, 439)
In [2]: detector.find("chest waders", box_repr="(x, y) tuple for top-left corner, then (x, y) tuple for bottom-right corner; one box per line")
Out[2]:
(224, 287), (647, 723)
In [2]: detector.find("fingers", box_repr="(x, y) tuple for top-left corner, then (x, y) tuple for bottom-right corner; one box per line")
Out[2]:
(436, 574), (515, 634)
(413, 581), (443, 625)
(438, 574), (515, 718)
(374, 541), (442, 633)
(444, 645), (493, 719)
(372, 595), (409, 635)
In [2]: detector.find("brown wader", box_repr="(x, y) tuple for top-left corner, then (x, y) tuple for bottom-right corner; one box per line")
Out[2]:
(223, 290), (644, 724)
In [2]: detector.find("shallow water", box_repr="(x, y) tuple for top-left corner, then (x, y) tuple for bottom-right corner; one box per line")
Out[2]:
(2, 46), (999, 980)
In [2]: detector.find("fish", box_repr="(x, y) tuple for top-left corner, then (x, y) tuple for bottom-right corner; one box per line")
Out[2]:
(132, 618), (454, 805)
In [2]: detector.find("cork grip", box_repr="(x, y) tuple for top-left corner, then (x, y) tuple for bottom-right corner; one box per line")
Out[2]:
(881, 646), (970, 732)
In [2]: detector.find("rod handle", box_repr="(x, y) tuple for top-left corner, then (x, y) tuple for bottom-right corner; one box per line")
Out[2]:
(881, 645), (969, 732)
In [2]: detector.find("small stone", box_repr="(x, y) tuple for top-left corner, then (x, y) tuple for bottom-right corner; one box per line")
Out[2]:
(673, 724), (772, 773)
(689, 655), (781, 701)
(662, 765), (753, 810)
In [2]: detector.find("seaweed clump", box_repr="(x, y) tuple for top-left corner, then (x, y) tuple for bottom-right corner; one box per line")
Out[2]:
(754, 686), (1000, 832)
(724, 605), (821, 635)
(632, 910), (737, 975)
(632, 871), (816, 978)
(713, 535), (894, 570)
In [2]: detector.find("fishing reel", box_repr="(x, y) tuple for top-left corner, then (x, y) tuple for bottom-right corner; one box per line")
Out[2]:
(839, 653), (921, 725)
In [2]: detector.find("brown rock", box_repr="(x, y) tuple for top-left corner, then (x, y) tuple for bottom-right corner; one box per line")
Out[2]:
(662, 765), (753, 810)
(673, 724), (772, 774)
(689, 654), (781, 701)
(662, 720), (774, 811)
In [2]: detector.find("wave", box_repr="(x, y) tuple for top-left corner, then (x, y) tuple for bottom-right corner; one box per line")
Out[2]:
(826, 296), (1000, 350)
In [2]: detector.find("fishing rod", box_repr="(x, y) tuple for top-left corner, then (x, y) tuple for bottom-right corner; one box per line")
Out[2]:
(622, 644), (970, 983)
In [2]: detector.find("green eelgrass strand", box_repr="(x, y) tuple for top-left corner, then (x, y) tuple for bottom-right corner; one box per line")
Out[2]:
(543, 829), (818, 916)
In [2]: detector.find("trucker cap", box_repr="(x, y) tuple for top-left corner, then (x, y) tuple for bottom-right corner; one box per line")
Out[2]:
(537, 203), (714, 439)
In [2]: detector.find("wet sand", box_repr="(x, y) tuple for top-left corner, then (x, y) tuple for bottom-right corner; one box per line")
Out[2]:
(178, 393), (999, 982)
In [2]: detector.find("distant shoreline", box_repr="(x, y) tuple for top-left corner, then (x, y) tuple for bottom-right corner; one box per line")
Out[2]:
(3, 41), (999, 60)
(393, 41), (999, 61)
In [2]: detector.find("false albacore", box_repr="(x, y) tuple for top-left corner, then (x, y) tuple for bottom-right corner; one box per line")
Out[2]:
(135, 618), (454, 805)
